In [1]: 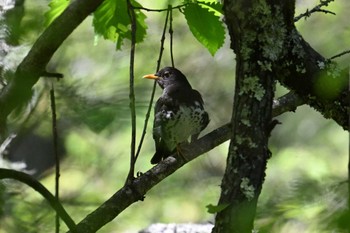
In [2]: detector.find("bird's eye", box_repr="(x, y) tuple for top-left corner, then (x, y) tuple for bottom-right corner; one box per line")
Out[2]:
(163, 71), (170, 78)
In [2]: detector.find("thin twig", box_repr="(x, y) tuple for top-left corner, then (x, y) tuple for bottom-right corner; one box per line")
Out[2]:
(125, 0), (137, 184)
(0, 168), (76, 232)
(134, 6), (171, 162)
(169, 5), (175, 67)
(328, 49), (350, 60)
(156, 8), (170, 70)
(42, 71), (64, 79)
(133, 4), (186, 12)
(50, 84), (60, 233)
(294, 0), (335, 22)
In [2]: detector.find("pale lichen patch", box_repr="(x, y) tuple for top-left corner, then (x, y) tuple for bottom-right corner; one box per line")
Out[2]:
(239, 76), (266, 101)
(240, 177), (255, 201)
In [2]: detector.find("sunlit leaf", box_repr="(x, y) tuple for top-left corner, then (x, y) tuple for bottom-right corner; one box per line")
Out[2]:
(93, 0), (147, 49)
(44, 0), (70, 26)
(198, 0), (223, 16)
(183, 3), (225, 56)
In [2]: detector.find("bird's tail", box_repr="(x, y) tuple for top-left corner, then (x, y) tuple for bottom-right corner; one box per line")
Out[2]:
(151, 151), (163, 164)
(151, 147), (175, 164)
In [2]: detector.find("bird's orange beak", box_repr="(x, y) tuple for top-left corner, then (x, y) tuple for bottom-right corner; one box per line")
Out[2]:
(143, 74), (159, 80)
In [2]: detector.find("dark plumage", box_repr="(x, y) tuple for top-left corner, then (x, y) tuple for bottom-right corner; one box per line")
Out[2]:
(143, 67), (209, 164)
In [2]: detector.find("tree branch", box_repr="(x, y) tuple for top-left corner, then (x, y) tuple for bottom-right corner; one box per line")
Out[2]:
(294, 0), (335, 22)
(0, 0), (105, 131)
(329, 49), (350, 60)
(0, 168), (76, 232)
(125, 0), (138, 183)
(133, 4), (186, 12)
(272, 91), (304, 116)
(68, 93), (302, 233)
(50, 86), (61, 233)
(276, 30), (349, 130)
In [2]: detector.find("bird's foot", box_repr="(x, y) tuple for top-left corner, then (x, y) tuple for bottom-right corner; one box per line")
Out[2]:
(176, 143), (191, 162)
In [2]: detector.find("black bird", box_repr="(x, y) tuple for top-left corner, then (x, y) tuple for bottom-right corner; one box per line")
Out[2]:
(143, 67), (209, 164)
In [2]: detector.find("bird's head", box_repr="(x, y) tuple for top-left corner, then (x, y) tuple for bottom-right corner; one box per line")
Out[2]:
(143, 67), (191, 89)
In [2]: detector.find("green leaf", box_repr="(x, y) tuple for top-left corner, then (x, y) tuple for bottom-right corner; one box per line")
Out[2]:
(44, 0), (70, 27)
(198, 0), (223, 16)
(183, 3), (225, 56)
(206, 203), (230, 214)
(93, 0), (147, 49)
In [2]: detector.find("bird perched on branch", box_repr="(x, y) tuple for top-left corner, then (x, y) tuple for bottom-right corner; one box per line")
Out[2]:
(143, 67), (209, 164)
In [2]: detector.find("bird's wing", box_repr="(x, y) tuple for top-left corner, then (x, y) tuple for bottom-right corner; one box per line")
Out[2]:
(191, 89), (205, 106)
(153, 98), (164, 142)
(151, 97), (176, 164)
(190, 89), (210, 142)
(153, 95), (178, 140)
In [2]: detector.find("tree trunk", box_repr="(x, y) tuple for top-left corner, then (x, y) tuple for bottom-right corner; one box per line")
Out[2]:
(213, 1), (295, 232)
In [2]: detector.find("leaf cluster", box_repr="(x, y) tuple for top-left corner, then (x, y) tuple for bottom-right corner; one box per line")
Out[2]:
(45, 0), (226, 55)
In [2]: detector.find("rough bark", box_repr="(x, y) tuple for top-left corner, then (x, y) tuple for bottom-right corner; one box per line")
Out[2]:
(277, 32), (349, 130)
(212, 1), (289, 232)
(213, 0), (348, 232)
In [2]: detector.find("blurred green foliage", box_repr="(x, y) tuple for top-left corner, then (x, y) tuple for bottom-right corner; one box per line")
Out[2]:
(0, 0), (349, 232)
